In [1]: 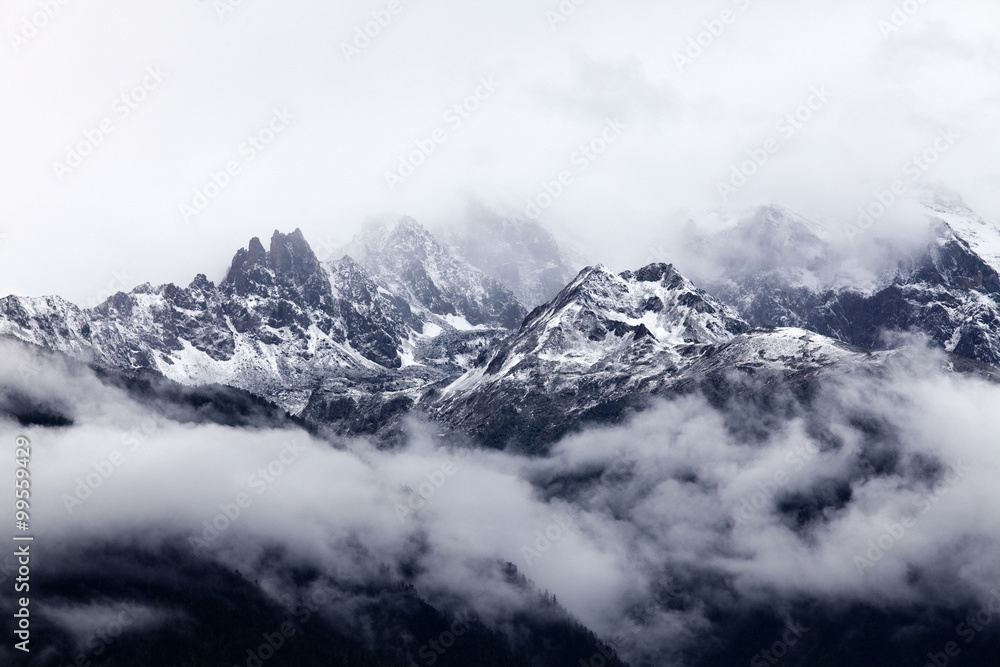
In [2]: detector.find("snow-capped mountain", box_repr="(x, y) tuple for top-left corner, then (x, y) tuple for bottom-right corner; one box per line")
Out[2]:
(686, 199), (1000, 366)
(3, 204), (999, 449)
(2, 230), (384, 413)
(436, 203), (579, 309)
(336, 215), (527, 329)
(426, 261), (910, 450)
(0, 224), (522, 423)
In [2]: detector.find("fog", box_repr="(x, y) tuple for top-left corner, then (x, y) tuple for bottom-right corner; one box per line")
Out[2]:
(0, 0), (997, 306)
(3, 332), (999, 662)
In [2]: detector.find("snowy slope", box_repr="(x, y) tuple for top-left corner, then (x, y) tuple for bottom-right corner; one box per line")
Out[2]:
(687, 199), (1000, 367)
(0, 227), (507, 419)
(426, 263), (757, 449)
(336, 215), (527, 329)
(926, 198), (1000, 275)
(437, 203), (579, 309)
(4, 205), (999, 448)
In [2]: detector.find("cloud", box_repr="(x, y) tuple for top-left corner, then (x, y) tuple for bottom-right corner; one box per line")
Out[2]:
(0, 0), (997, 303)
(40, 601), (179, 651)
(3, 335), (1000, 663)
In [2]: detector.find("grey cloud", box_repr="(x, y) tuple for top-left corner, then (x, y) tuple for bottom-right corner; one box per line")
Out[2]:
(4, 330), (1000, 663)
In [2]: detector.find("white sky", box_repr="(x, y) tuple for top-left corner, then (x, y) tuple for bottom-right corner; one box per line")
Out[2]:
(0, 0), (997, 304)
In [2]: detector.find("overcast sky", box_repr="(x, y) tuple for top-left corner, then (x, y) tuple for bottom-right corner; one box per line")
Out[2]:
(1, 0), (997, 304)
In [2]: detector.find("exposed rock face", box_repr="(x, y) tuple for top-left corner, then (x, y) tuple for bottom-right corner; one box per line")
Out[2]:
(0, 224), (524, 427)
(3, 201), (999, 448)
(686, 200), (1000, 366)
(338, 215), (527, 328)
(438, 204), (579, 309)
(425, 262), (901, 450)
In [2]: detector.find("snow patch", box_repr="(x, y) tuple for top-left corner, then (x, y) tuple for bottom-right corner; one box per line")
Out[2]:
(444, 314), (478, 331)
(931, 206), (1000, 275)
(421, 322), (443, 338)
(399, 350), (420, 368)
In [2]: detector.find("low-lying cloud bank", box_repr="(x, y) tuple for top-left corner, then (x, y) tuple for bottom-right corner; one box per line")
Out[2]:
(2, 338), (999, 664)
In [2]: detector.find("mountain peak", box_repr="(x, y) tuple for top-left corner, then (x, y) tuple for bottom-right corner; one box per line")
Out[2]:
(339, 215), (527, 329)
(496, 261), (748, 377)
(269, 228), (321, 284)
(224, 237), (271, 293)
(620, 261), (684, 285)
(431, 260), (751, 449)
(248, 236), (267, 262)
(352, 215), (430, 258)
(439, 204), (579, 308)
(743, 204), (829, 246)
(924, 200), (1000, 278)
(223, 229), (323, 294)
(188, 273), (215, 291)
